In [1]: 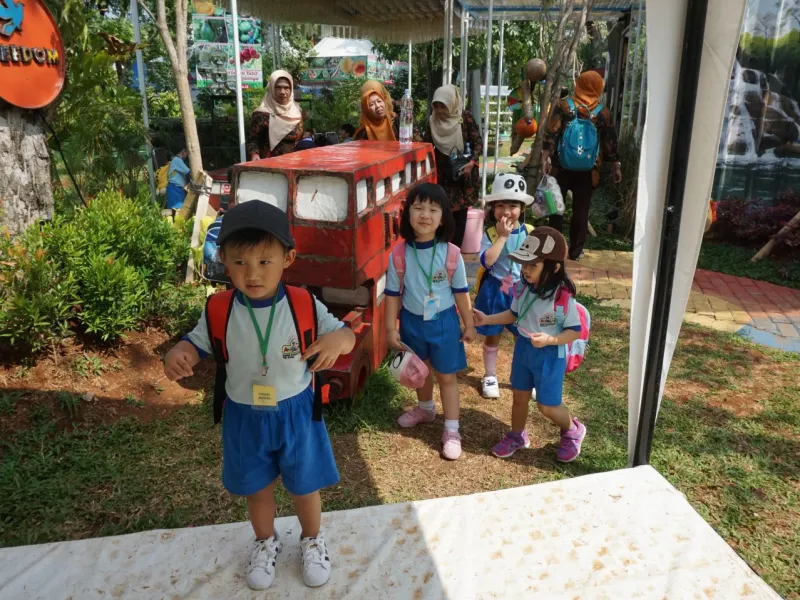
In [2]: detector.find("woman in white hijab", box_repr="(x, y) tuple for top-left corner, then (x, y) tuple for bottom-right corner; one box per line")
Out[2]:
(247, 70), (304, 159)
(423, 84), (482, 248)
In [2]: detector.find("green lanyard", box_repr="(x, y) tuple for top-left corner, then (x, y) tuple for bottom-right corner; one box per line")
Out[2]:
(242, 286), (279, 376)
(516, 287), (537, 325)
(412, 240), (438, 295)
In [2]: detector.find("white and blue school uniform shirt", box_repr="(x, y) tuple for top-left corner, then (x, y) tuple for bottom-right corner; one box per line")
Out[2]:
(165, 156), (190, 210)
(478, 225), (528, 285)
(385, 239), (469, 374)
(183, 286), (344, 497)
(184, 286), (343, 404)
(475, 225), (528, 335)
(168, 156), (190, 187)
(509, 284), (582, 405)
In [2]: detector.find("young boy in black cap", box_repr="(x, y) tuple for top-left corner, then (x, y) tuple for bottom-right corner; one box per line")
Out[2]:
(164, 200), (355, 591)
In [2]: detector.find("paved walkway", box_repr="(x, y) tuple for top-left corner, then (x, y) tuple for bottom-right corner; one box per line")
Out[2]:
(465, 250), (800, 352)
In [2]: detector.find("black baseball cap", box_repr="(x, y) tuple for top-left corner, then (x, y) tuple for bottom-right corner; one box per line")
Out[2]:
(216, 200), (295, 249)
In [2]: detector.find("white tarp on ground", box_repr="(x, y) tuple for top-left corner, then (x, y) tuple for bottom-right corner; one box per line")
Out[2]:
(0, 467), (779, 599)
(627, 0), (748, 461)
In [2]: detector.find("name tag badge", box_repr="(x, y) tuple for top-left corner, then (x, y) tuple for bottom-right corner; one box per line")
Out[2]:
(252, 376), (278, 409)
(423, 294), (440, 321)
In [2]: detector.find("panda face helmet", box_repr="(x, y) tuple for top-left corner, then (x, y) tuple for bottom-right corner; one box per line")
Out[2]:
(484, 173), (535, 207)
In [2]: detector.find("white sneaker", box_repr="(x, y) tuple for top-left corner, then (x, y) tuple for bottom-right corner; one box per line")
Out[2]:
(301, 531), (332, 587)
(481, 376), (500, 399)
(246, 535), (282, 590)
(531, 388), (537, 401)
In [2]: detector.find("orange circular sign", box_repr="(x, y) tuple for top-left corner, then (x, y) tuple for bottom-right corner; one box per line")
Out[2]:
(0, 0), (66, 109)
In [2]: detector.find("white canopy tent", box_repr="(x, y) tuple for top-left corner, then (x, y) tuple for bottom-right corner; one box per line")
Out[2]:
(310, 36), (380, 58)
(6, 1), (778, 596)
(193, 0), (747, 465)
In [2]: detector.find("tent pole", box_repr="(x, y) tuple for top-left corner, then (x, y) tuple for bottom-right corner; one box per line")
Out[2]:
(460, 11), (469, 106)
(624, 0), (644, 132)
(408, 41), (413, 91)
(636, 45), (648, 140)
(443, 0), (453, 84)
(130, 0), (156, 203)
(632, 0), (709, 467)
(492, 19), (505, 177)
(480, 0), (494, 202)
(230, 0), (246, 163)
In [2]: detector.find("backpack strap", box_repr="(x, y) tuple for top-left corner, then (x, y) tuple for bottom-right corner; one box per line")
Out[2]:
(486, 225), (498, 244)
(445, 242), (461, 284)
(206, 289), (235, 424)
(553, 286), (571, 323)
(591, 103), (603, 118)
(284, 285), (328, 422)
(524, 223), (534, 234)
(566, 97), (576, 115)
(391, 241), (407, 294)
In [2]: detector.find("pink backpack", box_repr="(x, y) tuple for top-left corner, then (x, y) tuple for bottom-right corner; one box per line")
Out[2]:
(391, 240), (461, 294)
(554, 287), (590, 373)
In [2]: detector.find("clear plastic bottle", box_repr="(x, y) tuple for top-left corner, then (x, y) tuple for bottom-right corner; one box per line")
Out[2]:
(399, 89), (414, 145)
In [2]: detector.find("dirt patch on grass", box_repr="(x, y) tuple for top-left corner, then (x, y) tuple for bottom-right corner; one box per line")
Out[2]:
(0, 329), (214, 434)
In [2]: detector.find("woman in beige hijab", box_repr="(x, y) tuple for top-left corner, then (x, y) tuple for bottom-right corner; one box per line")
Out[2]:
(424, 84), (482, 247)
(247, 70), (303, 159)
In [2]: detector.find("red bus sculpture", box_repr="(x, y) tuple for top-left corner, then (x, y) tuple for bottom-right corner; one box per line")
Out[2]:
(228, 141), (437, 404)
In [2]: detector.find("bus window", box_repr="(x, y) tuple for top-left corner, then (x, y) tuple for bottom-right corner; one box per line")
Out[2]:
(417, 161), (423, 180)
(405, 162), (413, 186)
(356, 179), (369, 214)
(237, 171), (288, 212)
(376, 178), (387, 204)
(296, 175), (349, 222)
(391, 172), (402, 193)
(425, 154), (432, 175)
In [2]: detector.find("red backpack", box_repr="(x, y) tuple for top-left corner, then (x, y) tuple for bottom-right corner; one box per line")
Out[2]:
(391, 240), (461, 294)
(205, 285), (330, 423)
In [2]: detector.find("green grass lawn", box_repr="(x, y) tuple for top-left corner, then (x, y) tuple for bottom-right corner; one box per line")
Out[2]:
(1, 301), (798, 597)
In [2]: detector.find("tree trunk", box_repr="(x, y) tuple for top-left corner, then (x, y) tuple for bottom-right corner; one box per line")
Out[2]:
(525, 0), (595, 185)
(751, 208), (800, 261)
(0, 106), (55, 235)
(143, 0), (203, 179)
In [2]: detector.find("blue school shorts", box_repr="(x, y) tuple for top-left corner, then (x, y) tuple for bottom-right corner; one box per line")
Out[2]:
(399, 305), (467, 375)
(165, 182), (187, 210)
(222, 386), (339, 497)
(474, 273), (520, 337)
(510, 340), (567, 406)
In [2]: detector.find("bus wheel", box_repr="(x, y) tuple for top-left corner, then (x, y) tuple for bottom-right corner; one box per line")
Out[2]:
(350, 352), (372, 400)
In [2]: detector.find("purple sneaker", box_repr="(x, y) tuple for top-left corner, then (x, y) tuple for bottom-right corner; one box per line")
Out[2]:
(491, 430), (530, 458)
(557, 418), (586, 463)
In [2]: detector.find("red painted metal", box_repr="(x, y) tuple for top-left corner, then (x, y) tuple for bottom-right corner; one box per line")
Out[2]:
(226, 141), (438, 402)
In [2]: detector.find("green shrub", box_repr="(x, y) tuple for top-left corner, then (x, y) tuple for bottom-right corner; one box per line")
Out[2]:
(0, 233), (79, 353)
(76, 253), (149, 341)
(1, 189), (191, 349)
(150, 282), (207, 336)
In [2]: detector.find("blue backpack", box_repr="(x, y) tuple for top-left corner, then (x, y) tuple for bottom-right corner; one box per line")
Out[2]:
(557, 98), (603, 171)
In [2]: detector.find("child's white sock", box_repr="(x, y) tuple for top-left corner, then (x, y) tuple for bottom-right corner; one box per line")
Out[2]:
(418, 400), (435, 412)
(444, 419), (459, 433)
(483, 344), (499, 377)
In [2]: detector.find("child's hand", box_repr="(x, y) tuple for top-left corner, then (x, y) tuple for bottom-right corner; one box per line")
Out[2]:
(472, 309), (488, 327)
(495, 216), (514, 238)
(387, 329), (403, 351)
(462, 325), (477, 343)
(303, 330), (351, 372)
(164, 348), (195, 381)
(529, 332), (556, 348)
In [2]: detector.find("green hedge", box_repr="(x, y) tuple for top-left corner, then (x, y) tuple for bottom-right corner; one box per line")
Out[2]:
(0, 189), (194, 351)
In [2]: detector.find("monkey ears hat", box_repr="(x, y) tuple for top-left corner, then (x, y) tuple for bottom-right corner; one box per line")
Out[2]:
(508, 227), (568, 264)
